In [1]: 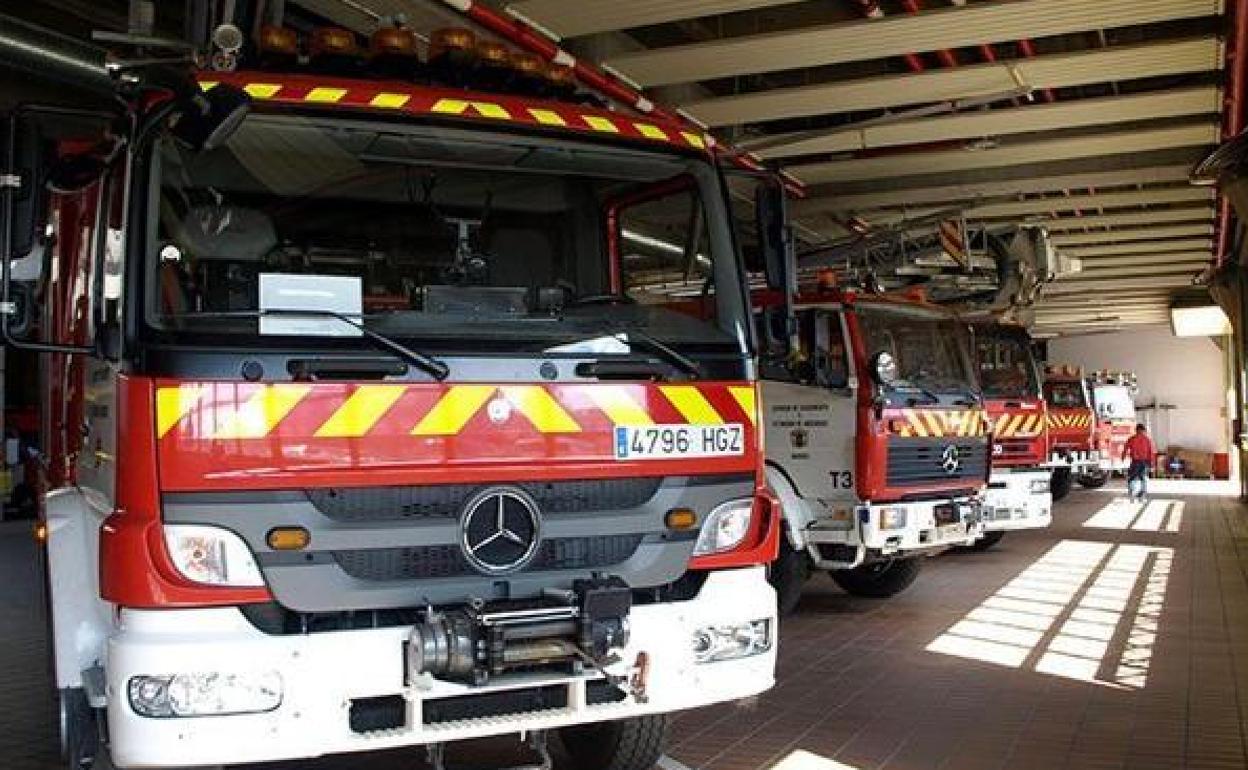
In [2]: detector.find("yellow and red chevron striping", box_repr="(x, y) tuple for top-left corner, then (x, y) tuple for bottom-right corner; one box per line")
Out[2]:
(991, 412), (1046, 438)
(890, 409), (990, 438)
(156, 381), (756, 441)
(197, 72), (711, 151)
(1047, 411), (1093, 430)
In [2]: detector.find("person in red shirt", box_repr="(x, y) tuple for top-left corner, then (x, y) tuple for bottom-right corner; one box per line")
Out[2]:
(1122, 424), (1155, 502)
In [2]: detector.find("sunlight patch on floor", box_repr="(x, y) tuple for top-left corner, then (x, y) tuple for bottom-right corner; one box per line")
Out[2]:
(766, 749), (861, 770)
(927, 539), (1173, 689)
(1083, 498), (1185, 532)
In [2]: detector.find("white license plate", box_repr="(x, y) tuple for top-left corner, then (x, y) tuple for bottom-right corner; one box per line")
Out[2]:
(614, 424), (745, 460)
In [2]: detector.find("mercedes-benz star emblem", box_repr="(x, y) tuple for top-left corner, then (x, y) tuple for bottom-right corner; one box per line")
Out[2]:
(459, 487), (542, 575)
(941, 445), (962, 475)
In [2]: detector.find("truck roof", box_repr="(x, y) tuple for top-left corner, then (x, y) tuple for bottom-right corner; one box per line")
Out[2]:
(198, 71), (713, 154)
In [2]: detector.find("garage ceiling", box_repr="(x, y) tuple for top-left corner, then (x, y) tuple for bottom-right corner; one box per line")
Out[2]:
(522, 0), (1229, 336)
(292, 0), (1230, 335)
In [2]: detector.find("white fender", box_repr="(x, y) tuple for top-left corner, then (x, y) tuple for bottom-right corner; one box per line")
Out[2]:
(45, 487), (112, 690)
(764, 463), (817, 551)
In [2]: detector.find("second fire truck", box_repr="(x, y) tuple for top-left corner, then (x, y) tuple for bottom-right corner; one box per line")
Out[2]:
(762, 284), (988, 613)
(966, 320), (1053, 550)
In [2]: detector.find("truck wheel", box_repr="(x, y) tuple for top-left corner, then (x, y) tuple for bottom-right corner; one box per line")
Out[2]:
(769, 541), (810, 616)
(830, 558), (922, 598)
(966, 530), (1005, 551)
(557, 715), (668, 770)
(1051, 467), (1073, 502)
(1077, 472), (1108, 489)
(59, 688), (98, 770)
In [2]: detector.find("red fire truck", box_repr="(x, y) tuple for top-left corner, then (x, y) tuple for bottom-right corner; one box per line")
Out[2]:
(1043, 364), (1106, 496)
(2, 18), (783, 770)
(966, 320), (1053, 550)
(762, 284), (987, 612)
(1088, 370), (1140, 476)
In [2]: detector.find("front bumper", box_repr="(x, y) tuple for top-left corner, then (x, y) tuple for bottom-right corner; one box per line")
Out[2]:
(1048, 449), (1100, 474)
(982, 470), (1053, 532)
(804, 498), (983, 567)
(105, 568), (776, 768)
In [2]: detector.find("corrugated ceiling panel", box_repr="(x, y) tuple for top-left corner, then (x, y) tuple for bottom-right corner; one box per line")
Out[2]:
(759, 87), (1220, 158)
(505, 0), (801, 39)
(1043, 206), (1215, 230)
(792, 165), (1193, 213)
(792, 124), (1218, 184)
(1043, 274), (1199, 293)
(682, 37), (1220, 126)
(1050, 224), (1215, 245)
(606, 0), (1219, 86)
(1062, 238), (1214, 257)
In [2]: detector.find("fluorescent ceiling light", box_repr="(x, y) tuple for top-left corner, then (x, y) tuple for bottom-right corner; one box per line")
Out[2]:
(1169, 304), (1231, 336)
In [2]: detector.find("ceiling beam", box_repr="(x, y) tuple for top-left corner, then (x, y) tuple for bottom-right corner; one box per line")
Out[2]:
(790, 124), (1218, 185)
(758, 86), (1220, 159)
(505, 0), (804, 39)
(1042, 206), (1215, 230)
(792, 165), (1194, 213)
(1068, 251), (1212, 268)
(1062, 238), (1214, 257)
(801, 186), (1215, 225)
(1043, 274), (1197, 293)
(605, 0), (1218, 87)
(1050, 224), (1215, 245)
(680, 37), (1219, 126)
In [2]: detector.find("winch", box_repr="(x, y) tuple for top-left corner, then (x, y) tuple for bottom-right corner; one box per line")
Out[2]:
(407, 576), (632, 686)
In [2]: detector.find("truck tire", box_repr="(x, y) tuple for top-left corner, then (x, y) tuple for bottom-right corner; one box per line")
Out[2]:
(60, 688), (98, 770)
(769, 541), (810, 616)
(558, 715), (668, 770)
(1077, 472), (1108, 489)
(1051, 467), (1072, 502)
(830, 558), (921, 598)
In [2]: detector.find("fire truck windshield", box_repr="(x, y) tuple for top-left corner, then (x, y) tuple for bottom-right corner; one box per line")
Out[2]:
(1093, 385), (1136, 421)
(142, 113), (747, 358)
(857, 305), (975, 399)
(974, 328), (1040, 400)
(1044, 379), (1087, 408)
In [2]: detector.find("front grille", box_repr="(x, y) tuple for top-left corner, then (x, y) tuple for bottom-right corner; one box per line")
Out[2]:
(887, 438), (988, 486)
(422, 685), (568, 725)
(995, 439), (1042, 464)
(334, 534), (645, 581)
(308, 478), (664, 522)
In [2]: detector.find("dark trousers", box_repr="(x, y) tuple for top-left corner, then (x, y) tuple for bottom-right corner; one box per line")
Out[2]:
(1127, 460), (1150, 499)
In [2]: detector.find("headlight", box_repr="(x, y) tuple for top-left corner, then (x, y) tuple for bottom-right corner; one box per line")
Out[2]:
(163, 524), (265, 587)
(693, 498), (753, 556)
(691, 620), (772, 664)
(128, 671), (282, 717)
(1029, 478), (1051, 494)
(878, 507), (907, 530)
(825, 507), (854, 530)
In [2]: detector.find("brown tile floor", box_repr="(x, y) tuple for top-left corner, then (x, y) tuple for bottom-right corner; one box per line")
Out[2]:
(667, 481), (1248, 770)
(3, 480), (1246, 770)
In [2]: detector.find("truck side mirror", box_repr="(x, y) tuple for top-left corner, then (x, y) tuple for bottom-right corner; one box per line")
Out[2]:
(755, 180), (792, 293)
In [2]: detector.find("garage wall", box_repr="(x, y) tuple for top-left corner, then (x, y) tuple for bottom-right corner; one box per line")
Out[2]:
(1046, 326), (1229, 453)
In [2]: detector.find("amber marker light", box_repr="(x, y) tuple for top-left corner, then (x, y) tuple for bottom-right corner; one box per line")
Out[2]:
(665, 508), (697, 531)
(266, 527), (310, 551)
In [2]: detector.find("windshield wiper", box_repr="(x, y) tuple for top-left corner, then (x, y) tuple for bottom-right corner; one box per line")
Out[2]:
(609, 326), (702, 379)
(892, 379), (941, 405)
(174, 309), (450, 381)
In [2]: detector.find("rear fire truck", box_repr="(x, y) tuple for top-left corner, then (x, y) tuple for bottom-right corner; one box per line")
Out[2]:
(966, 321), (1053, 550)
(3, 19), (783, 770)
(1088, 370), (1141, 477)
(1043, 364), (1106, 496)
(762, 285), (987, 613)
